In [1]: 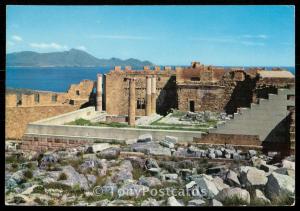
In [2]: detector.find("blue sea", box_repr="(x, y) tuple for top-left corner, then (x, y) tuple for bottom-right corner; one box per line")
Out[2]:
(6, 66), (295, 93)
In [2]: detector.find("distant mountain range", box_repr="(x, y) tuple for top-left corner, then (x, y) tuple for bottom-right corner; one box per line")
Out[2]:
(6, 49), (154, 67)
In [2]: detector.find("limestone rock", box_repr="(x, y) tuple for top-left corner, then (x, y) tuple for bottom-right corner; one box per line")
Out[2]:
(250, 156), (266, 168)
(141, 198), (160, 206)
(162, 173), (178, 181)
(145, 158), (159, 169)
(265, 172), (295, 199)
(216, 187), (250, 204)
(167, 196), (183, 206)
(248, 150), (257, 157)
(208, 152), (216, 159)
(282, 160), (295, 171)
(192, 174), (219, 198)
(253, 189), (271, 204)
(225, 170), (241, 187)
(210, 199), (223, 206)
(274, 168), (295, 179)
(138, 176), (162, 187)
(159, 140), (175, 149)
(260, 164), (278, 173)
(239, 166), (267, 189)
(112, 160), (133, 184)
(108, 199), (134, 206)
(165, 136), (178, 144)
(86, 143), (112, 153)
(214, 150), (223, 158)
(212, 176), (230, 191)
(187, 199), (206, 206)
(97, 147), (120, 159)
(137, 134), (153, 143)
(58, 165), (89, 190)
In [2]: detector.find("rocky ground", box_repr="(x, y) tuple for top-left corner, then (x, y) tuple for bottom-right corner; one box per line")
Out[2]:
(5, 135), (295, 206)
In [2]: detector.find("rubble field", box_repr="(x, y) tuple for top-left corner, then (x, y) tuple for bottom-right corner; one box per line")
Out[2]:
(5, 134), (295, 206)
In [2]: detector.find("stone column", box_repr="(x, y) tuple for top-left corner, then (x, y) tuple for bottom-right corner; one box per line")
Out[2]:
(96, 74), (102, 111)
(146, 76), (152, 116)
(128, 78), (136, 126)
(151, 76), (156, 114)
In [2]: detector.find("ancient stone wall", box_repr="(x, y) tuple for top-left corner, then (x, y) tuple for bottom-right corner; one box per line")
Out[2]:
(194, 133), (261, 147)
(177, 85), (227, 112)
(5, 105), (80, 140)
(176, 69), (253, 113)
(105, 67), (177, 116)
(6, 80), (95, 108)
(5, 80), (95, 140)
(21, 135), (89, 152)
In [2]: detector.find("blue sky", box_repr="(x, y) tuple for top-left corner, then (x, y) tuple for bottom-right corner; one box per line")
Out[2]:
(6, 5), (295, 66)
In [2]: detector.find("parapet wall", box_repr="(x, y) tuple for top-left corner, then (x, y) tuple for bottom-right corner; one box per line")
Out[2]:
(6, 80), (94, 108)
(5, 80), (95, 140)
(5, 105), (81, 140)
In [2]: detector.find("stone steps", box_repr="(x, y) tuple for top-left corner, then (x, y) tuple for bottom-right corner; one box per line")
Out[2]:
(212, 87), (294, 142)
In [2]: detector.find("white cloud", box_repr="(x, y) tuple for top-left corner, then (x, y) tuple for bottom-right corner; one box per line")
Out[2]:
(12, 35), (23, 42)
(89, 34), (153, 40)
(29, 42), (68, 50)
(76, 45), (87, 51)
(242, 34), (268, 39)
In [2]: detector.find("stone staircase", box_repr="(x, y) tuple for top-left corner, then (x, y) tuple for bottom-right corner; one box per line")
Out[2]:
(209, 87), (295, 142)
(89, 111), (107, 122)
(136, 113), (163, 126)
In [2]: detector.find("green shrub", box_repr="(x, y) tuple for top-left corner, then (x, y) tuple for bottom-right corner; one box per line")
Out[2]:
(48, 199), (56, 206)
(13, 196), (25, 204)
(44, 182), (71, 191)
(271, 194), (294, 206)
(34, 197), (44, 205)
(70, 184), (84, 196)
(11, 163), (18, 171)
(221, 196), (249, 206)
(23, 170), (33, 179)
(32, 186), (45, 194)
(74, 118), (92, 125)
(58, 172), (68, 181)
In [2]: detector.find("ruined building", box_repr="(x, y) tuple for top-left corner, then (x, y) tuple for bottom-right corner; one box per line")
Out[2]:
(6, 61), (295, 156)
(103, 62), (294, 117)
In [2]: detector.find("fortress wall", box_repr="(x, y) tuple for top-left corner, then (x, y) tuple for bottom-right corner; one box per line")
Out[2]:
(6, 94), (17, 107)
(5, 80), (95, 140)
(5, 105), (80, 140)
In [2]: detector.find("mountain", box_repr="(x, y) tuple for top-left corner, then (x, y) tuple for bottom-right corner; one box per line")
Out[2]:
(6, 49), (154, 67)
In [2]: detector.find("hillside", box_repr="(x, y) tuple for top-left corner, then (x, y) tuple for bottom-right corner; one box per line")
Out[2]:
(6, 49), (154, 67)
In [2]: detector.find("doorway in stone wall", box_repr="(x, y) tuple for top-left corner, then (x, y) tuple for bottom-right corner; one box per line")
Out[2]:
(189, 100), (195, 112)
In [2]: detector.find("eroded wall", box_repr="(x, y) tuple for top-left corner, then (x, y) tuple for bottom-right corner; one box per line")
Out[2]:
(105, 67), (177, 116)
(5, 80), (94, 140)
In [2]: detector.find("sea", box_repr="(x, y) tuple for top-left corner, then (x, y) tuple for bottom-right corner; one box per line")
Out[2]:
(6, 66), (296, 93)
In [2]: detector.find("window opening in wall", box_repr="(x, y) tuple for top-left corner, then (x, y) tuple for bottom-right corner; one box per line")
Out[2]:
(52, 94), (57, 102)
(76, 90), (80, 96)
(189, 100), (195, 112)
(16, 94), (22, 106)
(34, 94), (40, 103)
(137, 98), (146, 109)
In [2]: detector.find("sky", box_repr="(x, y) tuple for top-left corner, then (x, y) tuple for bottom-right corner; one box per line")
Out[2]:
(6, 5), (295, 66)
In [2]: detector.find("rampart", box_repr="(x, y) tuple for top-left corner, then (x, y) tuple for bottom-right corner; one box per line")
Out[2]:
(5, 80), (95, 139)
